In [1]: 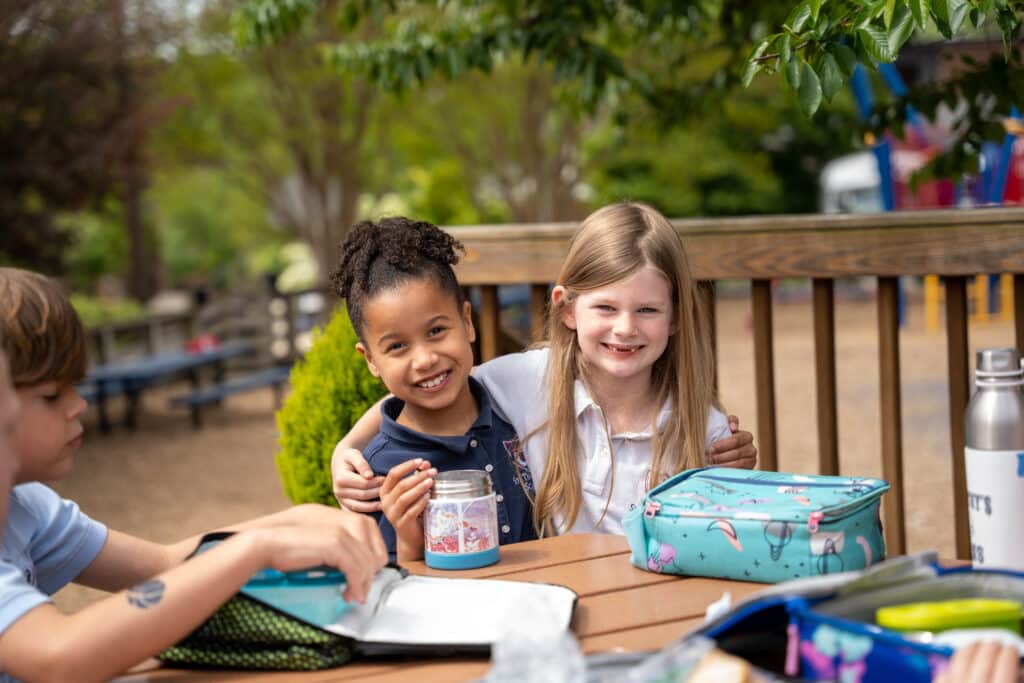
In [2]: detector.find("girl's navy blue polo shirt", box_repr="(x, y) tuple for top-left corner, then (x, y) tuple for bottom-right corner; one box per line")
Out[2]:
(365, 377), (538, 561)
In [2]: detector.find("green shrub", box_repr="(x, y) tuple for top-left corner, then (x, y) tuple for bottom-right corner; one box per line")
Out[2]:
(70, 294), (145, 328)
(275, 308), (387, 505)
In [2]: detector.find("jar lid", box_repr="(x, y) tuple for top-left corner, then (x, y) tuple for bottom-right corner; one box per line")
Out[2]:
(431, 470), (493, 499)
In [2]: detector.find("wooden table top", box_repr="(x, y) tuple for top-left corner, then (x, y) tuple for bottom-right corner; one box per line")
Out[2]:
(116, 534), (765, 683)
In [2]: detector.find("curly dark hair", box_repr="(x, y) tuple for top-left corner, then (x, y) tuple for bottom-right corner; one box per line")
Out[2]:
(330, 217), (465, 338)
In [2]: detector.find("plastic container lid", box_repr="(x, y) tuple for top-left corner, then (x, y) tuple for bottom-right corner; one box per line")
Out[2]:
(876, 599), (1023, 634)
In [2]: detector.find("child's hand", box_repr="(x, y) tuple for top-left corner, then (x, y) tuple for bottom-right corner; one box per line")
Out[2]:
(332, 444), (385, 513)
(380, 459), (437, 550)
(247, 523), (386, 604)
(277, 504), (388, 567)
(934, 641), (1022, 683)
(706, 415), (757, 469)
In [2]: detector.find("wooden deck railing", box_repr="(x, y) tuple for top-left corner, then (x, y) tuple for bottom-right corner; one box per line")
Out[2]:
(449, 207), (1024, 560)
(86, 208), (1024, 559)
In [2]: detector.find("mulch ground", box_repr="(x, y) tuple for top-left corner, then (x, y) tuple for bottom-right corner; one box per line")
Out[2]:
(50, 292), (1014, 611)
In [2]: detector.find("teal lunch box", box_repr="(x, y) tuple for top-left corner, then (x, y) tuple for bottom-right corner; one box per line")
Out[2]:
(623, 467), (890, 583)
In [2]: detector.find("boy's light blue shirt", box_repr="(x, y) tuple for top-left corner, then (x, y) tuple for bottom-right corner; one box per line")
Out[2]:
(0, 483), (107, 640)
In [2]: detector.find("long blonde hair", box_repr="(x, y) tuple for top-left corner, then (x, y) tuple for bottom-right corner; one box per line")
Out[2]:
(532, 202), (717, 536)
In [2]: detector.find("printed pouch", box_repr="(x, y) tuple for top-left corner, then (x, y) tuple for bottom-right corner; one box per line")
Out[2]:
(157, 532), (356, 671)
(787, 563), (1024, 683)
(692, 552), (1024, 683)
(623, 467), (890, 583)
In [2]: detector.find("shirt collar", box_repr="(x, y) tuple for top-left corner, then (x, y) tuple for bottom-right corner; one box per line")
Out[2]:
(379, 376), (493, 452)
(572, 378), (673, 438)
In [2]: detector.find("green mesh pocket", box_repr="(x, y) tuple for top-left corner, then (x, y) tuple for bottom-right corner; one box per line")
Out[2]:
(158, 593), (355, 671)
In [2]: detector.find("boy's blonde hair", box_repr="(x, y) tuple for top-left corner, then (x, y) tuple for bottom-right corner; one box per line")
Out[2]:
(0, 268), (88, 387)
(533, 202), (717, 536)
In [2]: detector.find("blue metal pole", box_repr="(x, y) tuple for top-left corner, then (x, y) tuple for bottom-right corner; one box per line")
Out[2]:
(990, 106), (1020, 204)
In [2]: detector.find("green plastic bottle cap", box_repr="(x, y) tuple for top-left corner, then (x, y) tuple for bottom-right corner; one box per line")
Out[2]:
(876, 599), (1023, 634)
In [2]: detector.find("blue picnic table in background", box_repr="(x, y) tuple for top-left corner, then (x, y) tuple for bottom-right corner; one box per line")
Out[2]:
(80, 340), (259, 432)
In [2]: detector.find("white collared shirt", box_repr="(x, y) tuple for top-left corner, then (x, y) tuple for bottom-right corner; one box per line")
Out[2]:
(474, 348), (730, 535)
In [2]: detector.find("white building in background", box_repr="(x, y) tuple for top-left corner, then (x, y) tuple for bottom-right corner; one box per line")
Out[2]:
(819, 151), (883, 214)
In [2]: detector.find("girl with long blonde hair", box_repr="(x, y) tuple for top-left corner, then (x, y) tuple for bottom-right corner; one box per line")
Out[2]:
(520, 201), (723, 535)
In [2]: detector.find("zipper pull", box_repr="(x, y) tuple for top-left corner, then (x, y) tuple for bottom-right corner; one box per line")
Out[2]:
(644, 501), (661, 519)
(807, 511), (824, 533)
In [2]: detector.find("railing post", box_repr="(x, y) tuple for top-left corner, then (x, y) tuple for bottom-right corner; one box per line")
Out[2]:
(530, 284), (548, 343)
(1015, 274), (1024, 358)
(101, 327), (116, 362)
(812, 279), (839, 476)
(751, 279), (778, 471)
(479, 285), (500, 362)
(944, 276), (971, 560)
(878, 276), (906, 555)
(699, 281), (718, 393)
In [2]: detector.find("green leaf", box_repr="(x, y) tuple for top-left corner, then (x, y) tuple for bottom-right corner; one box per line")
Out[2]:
(741, 37), (772, 87)
(932, 0), (969, 35)
(785, 55), (802, 88)
(909, 0), (930, 28)
(780, 33), (792, 63)
(819, 52), (844, 100)
(950, 0), (970, 34)
(798, 62), (823, 115)
(786, 2), (813, 32)
(888, 5), (915, 51)
(809, 0), (826, 22)
(857, 25), (894, 62)
(832, 42), (859, 77)
(884, 0), (897, 28)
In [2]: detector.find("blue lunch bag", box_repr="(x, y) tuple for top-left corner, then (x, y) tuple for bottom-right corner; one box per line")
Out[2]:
(692, 552), (1024, 683)
(623, 467), (890, 583)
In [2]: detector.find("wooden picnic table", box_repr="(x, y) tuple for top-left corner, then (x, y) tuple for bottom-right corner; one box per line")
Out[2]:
(81, 340), (256, 432)
(116, 533), (766, 682)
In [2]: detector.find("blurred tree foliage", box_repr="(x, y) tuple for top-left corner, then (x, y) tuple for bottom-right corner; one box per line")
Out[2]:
(235, 0), (862, 216)
(0, 2), (150, 275)
(242, 0), (1022, 185)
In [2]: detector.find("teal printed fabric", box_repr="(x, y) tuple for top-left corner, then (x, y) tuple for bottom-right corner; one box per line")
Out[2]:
(623, 468), (890, 583)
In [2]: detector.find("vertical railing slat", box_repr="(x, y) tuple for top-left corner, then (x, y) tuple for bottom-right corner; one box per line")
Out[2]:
(944, 276), (971, 560)
(878, 277), (907, 555)
(813, 278), (839, 476)
(751, 279), (778, 471)
(530, 284), (548, 343)
(479, 285), (500, 362)
(1015, 274), (1024, 357)
(699, 280), (718, 393)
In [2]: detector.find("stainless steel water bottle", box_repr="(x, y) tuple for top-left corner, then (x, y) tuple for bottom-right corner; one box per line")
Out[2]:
(964, 347), (1024, 569)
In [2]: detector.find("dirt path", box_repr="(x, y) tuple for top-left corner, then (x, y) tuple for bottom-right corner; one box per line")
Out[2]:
(50, 292), (1014, 611)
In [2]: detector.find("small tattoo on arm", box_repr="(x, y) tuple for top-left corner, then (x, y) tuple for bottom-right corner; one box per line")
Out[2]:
(127, 579), (165, 609)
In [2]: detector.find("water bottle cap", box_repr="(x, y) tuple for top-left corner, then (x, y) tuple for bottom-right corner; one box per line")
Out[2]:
(430, 469), (493, 499)
(975, 348), (1024, 380)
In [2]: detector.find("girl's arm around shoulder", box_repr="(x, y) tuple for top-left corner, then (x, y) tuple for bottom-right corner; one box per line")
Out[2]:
(0, 521), (385, 683)
(332, 397), (390, 512)
(473, 347), (549, 435)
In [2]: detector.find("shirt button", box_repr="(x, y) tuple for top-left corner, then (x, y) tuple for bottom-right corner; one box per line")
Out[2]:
(502, 525), (511, 534)
(469, 438), (478, 448)
(485, 464), (494, 472)
(496, 494), (504, 503)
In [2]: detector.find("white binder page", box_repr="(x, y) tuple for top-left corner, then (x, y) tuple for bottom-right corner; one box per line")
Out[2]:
(325, 571), (576, 646)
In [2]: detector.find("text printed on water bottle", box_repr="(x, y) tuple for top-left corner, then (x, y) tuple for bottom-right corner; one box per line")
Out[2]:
(965, 446), (1024, 569)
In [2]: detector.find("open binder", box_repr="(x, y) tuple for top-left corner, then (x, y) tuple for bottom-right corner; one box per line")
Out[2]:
(158, 533), (579, 671)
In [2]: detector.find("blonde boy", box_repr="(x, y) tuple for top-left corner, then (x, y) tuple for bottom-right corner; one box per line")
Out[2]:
(0, 268), (386, 683)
